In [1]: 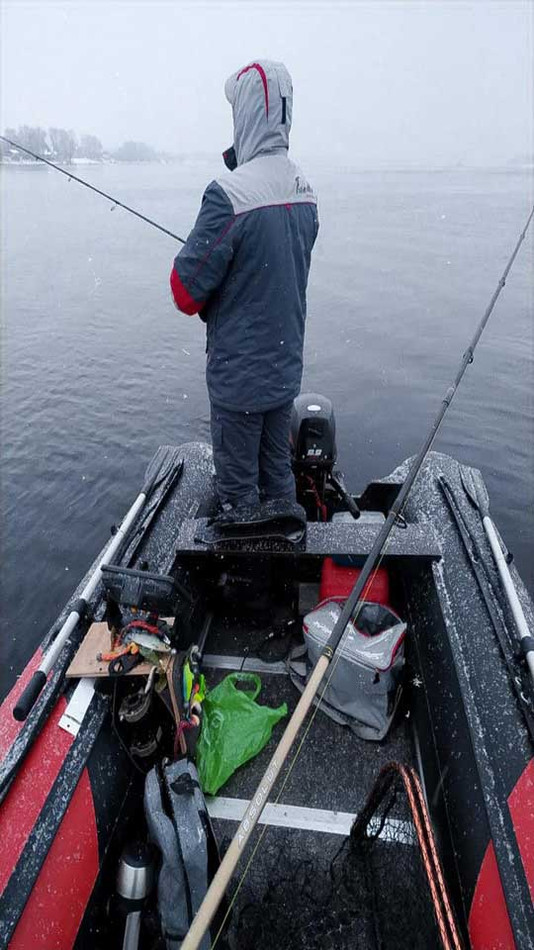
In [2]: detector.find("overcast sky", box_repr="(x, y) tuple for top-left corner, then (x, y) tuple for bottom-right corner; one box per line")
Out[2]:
(1, 0), (532, 167)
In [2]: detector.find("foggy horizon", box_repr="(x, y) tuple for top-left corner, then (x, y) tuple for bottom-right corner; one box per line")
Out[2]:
(1, 0), (532, 169)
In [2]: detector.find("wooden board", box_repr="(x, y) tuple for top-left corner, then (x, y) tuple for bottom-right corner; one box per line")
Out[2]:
(66, 622), (173, 678)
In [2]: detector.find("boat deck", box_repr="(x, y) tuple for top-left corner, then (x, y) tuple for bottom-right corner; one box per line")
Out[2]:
(177, 515), (442, 560)
(120, 446), (436, 946)
(197, 611), (418, 947)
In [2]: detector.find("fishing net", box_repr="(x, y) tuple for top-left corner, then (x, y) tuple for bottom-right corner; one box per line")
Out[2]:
(226, 764), (461, 950)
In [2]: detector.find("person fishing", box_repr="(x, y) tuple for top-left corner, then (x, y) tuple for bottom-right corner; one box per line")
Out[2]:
(170, 60), (319, 519)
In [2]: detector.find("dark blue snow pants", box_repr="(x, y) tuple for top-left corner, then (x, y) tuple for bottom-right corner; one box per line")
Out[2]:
(210, 400), (296, 508)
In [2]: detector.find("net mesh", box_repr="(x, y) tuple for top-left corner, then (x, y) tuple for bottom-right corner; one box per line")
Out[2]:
(226, 768), (450, 950)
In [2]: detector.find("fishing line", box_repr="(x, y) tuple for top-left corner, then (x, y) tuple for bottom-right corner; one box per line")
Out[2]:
(0, 135), (186, 244)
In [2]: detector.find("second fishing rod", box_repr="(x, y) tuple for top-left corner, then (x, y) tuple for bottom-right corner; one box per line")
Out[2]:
(0, 135), (186, 244)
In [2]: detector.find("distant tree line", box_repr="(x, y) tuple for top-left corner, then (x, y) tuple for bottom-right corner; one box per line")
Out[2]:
(1, 126), (160, 163)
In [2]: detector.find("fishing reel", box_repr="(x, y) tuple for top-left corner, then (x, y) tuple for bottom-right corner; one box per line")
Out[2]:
(100, 566), (176, 764)
(120, 697), (164, 763)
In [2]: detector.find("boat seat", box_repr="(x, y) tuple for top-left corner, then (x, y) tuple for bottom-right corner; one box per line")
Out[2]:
(175, 517), (442, 561)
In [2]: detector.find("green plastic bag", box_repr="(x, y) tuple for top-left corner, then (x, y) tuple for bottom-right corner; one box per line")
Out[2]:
(196, 673), (287, 795)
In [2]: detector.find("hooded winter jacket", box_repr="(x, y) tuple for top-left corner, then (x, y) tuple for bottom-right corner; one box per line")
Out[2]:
(170, 60), (318, 412)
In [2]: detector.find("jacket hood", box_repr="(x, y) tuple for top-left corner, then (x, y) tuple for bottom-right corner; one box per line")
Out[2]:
(224, 60), (293, 166)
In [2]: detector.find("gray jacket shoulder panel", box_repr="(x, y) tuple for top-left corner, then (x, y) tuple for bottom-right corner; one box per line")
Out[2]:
(215, 154), (317, 216)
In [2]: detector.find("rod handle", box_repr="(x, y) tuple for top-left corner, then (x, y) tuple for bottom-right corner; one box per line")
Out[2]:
(13, 671), (47, 721)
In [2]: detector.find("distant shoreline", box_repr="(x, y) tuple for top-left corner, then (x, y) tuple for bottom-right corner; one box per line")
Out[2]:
(0, 156), (185, 166)
(1, 157), (532, 172)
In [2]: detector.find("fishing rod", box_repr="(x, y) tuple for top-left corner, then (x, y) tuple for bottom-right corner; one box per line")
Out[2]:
(0, 135), (186, 244)
(181, 205), (534, 950)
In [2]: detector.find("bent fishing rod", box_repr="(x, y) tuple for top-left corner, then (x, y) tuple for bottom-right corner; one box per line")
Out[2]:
(181, 206), (534, 950)
(0, 135), (186, 244)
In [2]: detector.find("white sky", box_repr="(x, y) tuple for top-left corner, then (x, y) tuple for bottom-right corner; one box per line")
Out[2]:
(1, 0), (532, 166)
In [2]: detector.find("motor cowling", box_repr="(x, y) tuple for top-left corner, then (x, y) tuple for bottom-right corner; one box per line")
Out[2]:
(290, 393), (337, 472)
(290, 394), (338, 521)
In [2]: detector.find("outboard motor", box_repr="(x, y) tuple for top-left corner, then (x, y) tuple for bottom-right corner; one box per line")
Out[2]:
(290, 394), (337, 520)
(290, 394), (337, 470)
(290, 393), (360, 522)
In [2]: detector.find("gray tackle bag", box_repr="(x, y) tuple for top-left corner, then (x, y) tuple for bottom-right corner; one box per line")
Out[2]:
(144, 759), (211, 950)
(289, 599), (406, 741)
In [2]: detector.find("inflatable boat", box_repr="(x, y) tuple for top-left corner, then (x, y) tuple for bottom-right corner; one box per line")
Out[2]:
(0, 395), (533, 950)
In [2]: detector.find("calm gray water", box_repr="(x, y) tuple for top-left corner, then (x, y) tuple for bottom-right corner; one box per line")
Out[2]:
(1, 160), (533, 700)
